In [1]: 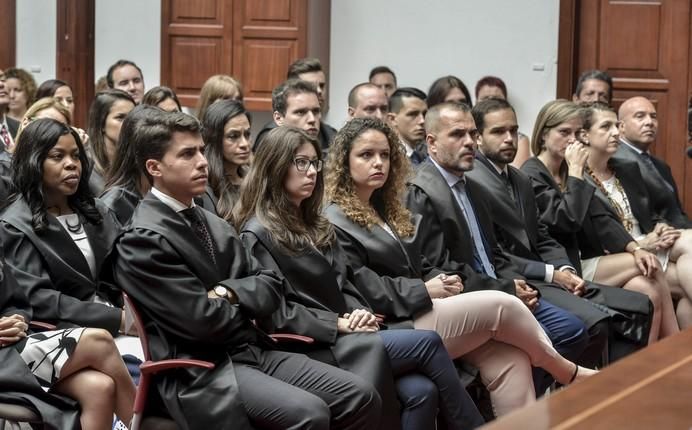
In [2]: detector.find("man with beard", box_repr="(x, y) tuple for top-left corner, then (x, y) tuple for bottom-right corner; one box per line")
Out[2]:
(387, 87), (428, 165)
(467, 98), (652, 366)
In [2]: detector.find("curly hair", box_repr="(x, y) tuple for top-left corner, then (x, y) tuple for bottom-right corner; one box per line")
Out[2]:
(233, 126), (335, 253)
(325, 117), (414, 237)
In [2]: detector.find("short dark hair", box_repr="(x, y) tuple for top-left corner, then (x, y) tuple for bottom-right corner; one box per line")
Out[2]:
(287, 57), (323, 79)
(106, 59), (143, 88)
(388, 87), (426, 114)
(35, 79), (70, 100)
(475, 76), (507, 99)
(347, 82), (379, 108)
(427, 75), (472, 108)
(471, 98), (516, 133)
(272, 79), (319, 115)
(134, 111), (202, 183)
(574, 69), (613, 102)
(369, 66), (397, 85)
(10, 118), (98, 231)
(141, 86), (181, 111)
(425, 102), (472, 135)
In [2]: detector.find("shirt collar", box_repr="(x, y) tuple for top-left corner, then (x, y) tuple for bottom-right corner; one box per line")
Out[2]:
(151, 187), (196, 213)
(399, 138), (414, 157)
(620, 137), (646, 155)
(430, 157), (465, 188)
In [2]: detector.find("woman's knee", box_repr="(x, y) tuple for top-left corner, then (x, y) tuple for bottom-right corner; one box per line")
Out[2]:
(78, 328), (118, 357)
(626, 278), (662, 309)
(476, 346), (531, 391)
(73, 371), (116, 405)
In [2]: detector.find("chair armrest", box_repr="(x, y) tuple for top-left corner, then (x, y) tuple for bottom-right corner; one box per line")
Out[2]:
(29, 321), (57, 331)
(139, 359), (215, 376)
(270, 333), (315, 344)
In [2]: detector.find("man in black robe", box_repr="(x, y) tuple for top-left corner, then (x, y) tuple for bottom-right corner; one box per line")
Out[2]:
(113, 111), (381, 430)
(467, 97), (652, 363)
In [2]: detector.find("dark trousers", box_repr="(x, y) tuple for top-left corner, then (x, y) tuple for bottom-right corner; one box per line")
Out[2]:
(379, 329), (485, 429)
(235, 349), (381, 430)
(532, 300), (589, 394)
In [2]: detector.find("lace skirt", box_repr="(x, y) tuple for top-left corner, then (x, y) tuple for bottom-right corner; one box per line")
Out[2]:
(13, 327), (85, 387)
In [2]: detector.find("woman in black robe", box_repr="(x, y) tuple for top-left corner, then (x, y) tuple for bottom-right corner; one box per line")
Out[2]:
(234, 126), (485, 430)
(0, 119), (128, 337)
(322, 118), (597, 417)
(579, 102), (692, 329)
(521, 100), (679, 343)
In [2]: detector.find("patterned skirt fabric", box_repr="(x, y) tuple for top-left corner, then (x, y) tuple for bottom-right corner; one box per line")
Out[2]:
(13, 327), (85, 387)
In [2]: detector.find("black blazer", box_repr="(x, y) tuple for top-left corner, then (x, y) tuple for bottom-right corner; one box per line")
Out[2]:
(0, 198), (124, 335)
(5, 115), (19, 138)
(114, 193), (283, 429)
(468, 154), (574, 278)
(0, 245), (81, 429)
(521, 157), (633, 261)
(99, 186), (142, 226)
(324, 203), (435, 321)
(614, 141), (691, 228)
(406, 159), (516, 294)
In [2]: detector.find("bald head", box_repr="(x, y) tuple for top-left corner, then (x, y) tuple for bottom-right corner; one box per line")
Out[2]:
(618, 96), (658, 150)
(348, 83), (389, 120)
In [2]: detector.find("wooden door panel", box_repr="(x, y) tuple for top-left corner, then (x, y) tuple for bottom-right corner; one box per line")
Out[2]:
(601, 2), (662, 72)
(239, 39), (299, 111)
(170, 0), (221, 22)
(246, 0), (293, 23)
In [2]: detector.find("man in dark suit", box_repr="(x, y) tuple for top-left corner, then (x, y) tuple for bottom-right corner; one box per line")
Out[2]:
(614, 96), (691, 228)
(468, 97), (652, 363)
(0, 69), (20, 149)
(113, 110), (381, 429)
(387, 87), (429, 165)
(406, 102), (589, 393)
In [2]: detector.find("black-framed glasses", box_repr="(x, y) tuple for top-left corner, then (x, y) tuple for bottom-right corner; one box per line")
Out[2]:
(293, 157), (323, 172)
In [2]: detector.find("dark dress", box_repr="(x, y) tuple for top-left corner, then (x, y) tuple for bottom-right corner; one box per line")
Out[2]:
(99, 186), (143, 226)
(0, 197), (123, 335)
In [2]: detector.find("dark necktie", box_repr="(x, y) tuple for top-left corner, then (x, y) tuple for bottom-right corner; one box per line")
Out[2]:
(500, 171), (516, 203)
(0, 125), (10, 149)
(639, 152), (675, 194)
(181, 207), (217, 266)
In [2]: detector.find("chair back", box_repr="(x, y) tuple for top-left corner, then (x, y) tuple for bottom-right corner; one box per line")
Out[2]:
(123, 292), (152, 360)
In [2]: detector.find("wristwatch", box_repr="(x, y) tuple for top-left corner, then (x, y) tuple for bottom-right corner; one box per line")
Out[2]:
(214, 285), (237, 303)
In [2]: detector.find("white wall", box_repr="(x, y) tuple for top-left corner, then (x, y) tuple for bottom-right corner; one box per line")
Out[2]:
(95, 0), (161, 87)
(327, 0), (560, 135)
(16, 0), (56, 85)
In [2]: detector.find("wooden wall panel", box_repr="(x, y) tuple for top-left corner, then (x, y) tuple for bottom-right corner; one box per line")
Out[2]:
(558, 0), (692, 214)
(0, 0), (16, 70)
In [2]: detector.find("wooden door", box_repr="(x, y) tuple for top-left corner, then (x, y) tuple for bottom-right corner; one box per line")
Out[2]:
(558, 0), (692, 214)
(160, 0), (234, 108)
(56, 0), (95, 128)
(0, 0), (16, 70)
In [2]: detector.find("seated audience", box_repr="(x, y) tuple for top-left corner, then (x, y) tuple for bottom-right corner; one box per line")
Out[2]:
(141, 86), (182, 112)
(0, 119), (131, 339)
(195, 74), (243, 121)
(369, 66), (398, 98)
(101, 105), (163, 225)
(35, 79), (75, 121)
(348, 82), (389, 121)
(201, 99), (251, 217)
(521, 100), (679, 343)
(106, 59), (145, 104)
(572, 70), (612, 105)
(580, 102), (692, 329)
(427, 75), (473, 107)
(4, 67), (37, 122)
(467, 98), (652, 362)
(323, 117), (596, 416)
(474, 75), (531, 168)
(112, 110), (381, 429)
(235, 125), (485, 429)
(387, 87), (428, 165)
(614, 96), (691, 229)
(86, 89), (136, 195)
(0, 247), (135, 429)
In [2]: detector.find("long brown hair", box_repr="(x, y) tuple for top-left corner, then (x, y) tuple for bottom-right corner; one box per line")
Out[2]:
(325, 118), (414, 237)
(232, 126), (335, 252)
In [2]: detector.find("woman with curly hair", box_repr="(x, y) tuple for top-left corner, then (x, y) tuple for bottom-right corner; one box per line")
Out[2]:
(324, 117), (596, 416)
(201, 99), (251, 218)
(234, 125), (486, 430)
(5, 67), (37, 122)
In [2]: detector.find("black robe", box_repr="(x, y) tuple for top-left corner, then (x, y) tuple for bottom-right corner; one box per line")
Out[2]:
(0, 198), (123, 335)
(0, 243), (81, 430)
(113, 193), (286, 430)
(240, 217), (401, 430)
(99, 186), (143, 226)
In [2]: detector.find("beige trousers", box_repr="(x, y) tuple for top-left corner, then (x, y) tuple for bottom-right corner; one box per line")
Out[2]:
(413, 290), (560, 416)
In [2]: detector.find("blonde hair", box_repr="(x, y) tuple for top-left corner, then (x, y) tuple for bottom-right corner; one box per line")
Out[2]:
(196, 75), (243, 121)
(325, 118), (414, 237)
(16, 97), (72, 145)
(530, 99), (582, 156)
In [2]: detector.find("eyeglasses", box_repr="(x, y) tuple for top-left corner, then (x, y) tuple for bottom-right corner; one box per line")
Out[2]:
(293, 157), (323, 172)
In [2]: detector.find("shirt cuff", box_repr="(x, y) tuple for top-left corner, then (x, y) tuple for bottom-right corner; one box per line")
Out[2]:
(558, 265), (577, 274)
(544, 264), (554, 282)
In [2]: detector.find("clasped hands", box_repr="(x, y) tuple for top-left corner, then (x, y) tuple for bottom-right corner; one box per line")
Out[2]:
(425, 273), (464, 298)
(337, 309), (379, 333)
(0, 314), (28, 347)
(639, 223), (681, 253)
